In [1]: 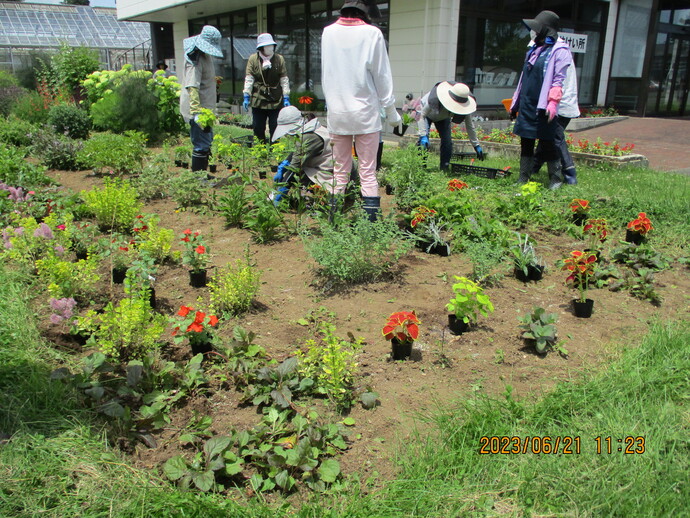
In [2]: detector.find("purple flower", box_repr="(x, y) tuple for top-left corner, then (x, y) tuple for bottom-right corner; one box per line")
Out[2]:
(54, 245), (65, 256)
(33, 223), (54, 240)
(50, 314), (63, 325)
(14, 227), (23, 237)
(49, 297), (77, 320)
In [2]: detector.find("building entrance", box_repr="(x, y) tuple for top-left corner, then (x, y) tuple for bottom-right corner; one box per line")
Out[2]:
(647, 33), (690, 116)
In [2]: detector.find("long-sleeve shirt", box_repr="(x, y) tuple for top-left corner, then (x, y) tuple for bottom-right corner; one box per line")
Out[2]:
(417, 88), (480, 147)
(179, 51), (216, 123)
(321, 17), (396, 135)
(511, 40), (571, 113)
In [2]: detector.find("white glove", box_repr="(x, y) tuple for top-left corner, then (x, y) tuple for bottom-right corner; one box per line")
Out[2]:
(385, 105), (402, 127)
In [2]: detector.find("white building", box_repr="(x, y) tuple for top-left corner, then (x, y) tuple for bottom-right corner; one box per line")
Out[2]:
(118, 0), (690, 117)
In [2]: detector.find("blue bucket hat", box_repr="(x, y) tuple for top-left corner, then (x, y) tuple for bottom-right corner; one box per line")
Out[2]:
(183, 25), (223, 59)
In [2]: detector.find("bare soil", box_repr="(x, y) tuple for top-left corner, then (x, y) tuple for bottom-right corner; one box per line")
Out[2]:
(42, 163), (690, 488)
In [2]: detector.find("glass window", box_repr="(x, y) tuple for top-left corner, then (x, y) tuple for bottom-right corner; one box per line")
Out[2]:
(610, 0), (652, 78)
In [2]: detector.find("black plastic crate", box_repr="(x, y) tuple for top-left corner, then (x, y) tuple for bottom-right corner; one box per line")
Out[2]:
(451, 151), (484, 161)
(450, 162), (511, 179)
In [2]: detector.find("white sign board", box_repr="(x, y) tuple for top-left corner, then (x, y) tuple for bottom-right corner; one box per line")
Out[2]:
(559, 32), (588, 53)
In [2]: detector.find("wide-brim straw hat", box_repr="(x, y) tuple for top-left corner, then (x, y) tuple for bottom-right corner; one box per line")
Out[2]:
(436, 82), (477, 115)
(183, 25), (223, 58)
(522, 10), (560, 40)
(272, 106), (319, 142)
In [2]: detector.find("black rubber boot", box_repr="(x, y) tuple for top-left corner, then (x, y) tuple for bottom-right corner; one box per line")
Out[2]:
(547, 160), (564, 190)
(191, 154), (208, 172)
(562, 165), (578, 185)
(518, 156), (533, 184)
(376, 141), (384, 171)
(362, 196), (381, 222)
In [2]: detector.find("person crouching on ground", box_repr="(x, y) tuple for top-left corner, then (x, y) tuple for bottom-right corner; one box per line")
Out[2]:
(417, 81), (484, 171)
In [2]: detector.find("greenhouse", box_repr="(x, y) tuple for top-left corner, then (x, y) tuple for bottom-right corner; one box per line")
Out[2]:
(0, 2), (150, 72)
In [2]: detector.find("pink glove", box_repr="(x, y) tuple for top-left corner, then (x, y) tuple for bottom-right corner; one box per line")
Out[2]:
(546, 86), (563, 122)
(546, 101), (558, 121)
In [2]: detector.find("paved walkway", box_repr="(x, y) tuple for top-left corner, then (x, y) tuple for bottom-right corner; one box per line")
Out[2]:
(570, 117), (690, 174)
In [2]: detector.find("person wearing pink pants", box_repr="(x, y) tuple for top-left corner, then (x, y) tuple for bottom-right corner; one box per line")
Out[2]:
(321, 0), (401, 221)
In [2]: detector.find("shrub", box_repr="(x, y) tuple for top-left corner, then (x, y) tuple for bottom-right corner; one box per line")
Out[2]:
(90, 75), (159, 137)
(133, 159), (174, 200)
(81, 178), (143, 231)
(77, 131), (148, 174)
(79, 297), (166, 361)
(0, 85), (25, 118)
(244, 187), (285, 243)
(0, 144), (52, 187)
(218, 182), (248, 226)
(0, 116), (38, 148)
(134, 214), (176, 263)
(35, 254), (101, 302)
(30, 130), (84, 171)
(47, 103), (91, 139)
(48, 44), (100, 94)
(10, 91), (51, 124)
(209, 256), (261, 316)
(169, 170), (207, 207)
(301, 214), (414, 285)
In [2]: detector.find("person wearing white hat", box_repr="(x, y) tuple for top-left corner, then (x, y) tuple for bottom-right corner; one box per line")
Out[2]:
(179, 25), (223, 173)
(417, 81), (483, 171)
(242, 33), (291, 144)
(321, 0), (401, 222)
(269, 106), (357, 206)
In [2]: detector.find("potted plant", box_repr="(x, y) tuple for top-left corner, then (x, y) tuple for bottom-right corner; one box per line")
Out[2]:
(174, 145), (191, 168)
(181, 229), (210, 287)
(518, 307), (560, 355)
(382, 311), (420, 360)
(68, 222), (99, 260)
(171, 305), (220, 356)
(410, 206), (451, 256)
(569, 198), (590, 225)
(445, 276), (494, 334)
(510, 232), (545, 282)
(562, 250), (597, 317)
(196, 108), (216, 133)
(582, 218), (609, 259)
(626, 212), (653, 245)
(109, 238), (137, 283)
(394, 112), (415, 136)
(124, 252), (158, 308)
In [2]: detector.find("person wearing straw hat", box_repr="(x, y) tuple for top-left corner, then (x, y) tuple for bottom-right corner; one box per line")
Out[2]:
(269, 106), (358, 206)
(321, 0), (401, 222)
(417, 81), (484, 171)
(179, 25), (224, 173)
(243, 33), (291, 144)
(509, 10), (572, 189)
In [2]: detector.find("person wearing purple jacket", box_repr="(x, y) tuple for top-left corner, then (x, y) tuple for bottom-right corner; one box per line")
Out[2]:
(510, 10), (572, 189)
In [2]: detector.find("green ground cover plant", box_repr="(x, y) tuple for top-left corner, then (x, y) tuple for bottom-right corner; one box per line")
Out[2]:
(209, 256), (261, 317)
(77, 131), (148, 174)
(81, 177), (143, 232)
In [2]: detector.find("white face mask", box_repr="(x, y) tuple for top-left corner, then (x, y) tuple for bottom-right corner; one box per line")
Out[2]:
(260, 45), (275, 57)
(530, 30), (538, 42)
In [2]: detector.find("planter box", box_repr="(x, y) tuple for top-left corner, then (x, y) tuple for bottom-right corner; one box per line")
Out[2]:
(399, 136), (649, 169)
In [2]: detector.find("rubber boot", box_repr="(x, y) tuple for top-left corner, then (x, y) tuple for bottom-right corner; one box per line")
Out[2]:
(362, 196), (381, 222)
(562, 165), (577, 185)
(547, 160), (564, 190)
(518, 156), (533, 184)
(376, 141), (384, 171)
(191, 154), (208, 172)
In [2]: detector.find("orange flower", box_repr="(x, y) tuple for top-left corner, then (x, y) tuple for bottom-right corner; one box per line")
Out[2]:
(627, 212), (653, 235)
(183, 229), (192, 235)
(193, 311), (205, 324)
(298, 95), (313, 105)
(196, 245), (206, 254)
(447, 178), (468, 191)
(187, 322), (203, 333)
(208, 314), (219, 327)
(177, 305), (193, 317)
(382, 310), (421, 342)
(569, 199), (590, 214)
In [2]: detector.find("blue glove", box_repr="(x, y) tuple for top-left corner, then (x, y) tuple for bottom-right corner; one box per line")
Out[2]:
(474, 145), (484, 160)
(274, 159), (290, 182)
(283, 96), (290, 107)
(418, 135), (429, 150)
(243, 94), (250, 112)
(272, 187), (289, 206)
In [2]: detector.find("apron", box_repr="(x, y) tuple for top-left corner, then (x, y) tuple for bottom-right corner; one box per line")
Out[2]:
(514, 46), (558, 141)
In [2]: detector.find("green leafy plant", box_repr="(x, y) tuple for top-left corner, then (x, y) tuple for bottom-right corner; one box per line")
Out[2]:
(132, 157), (175, 201)
(610, 268), (663, 305)
(0, 144), (52, 187)
(169, 170), (208, 207)
(445, 276), (494, 324)
(510, 232), (544, 276)
(180, 229), (210, 273)
(132, 214), (175, 264)
(518, 307), (560, 354)
(209, 256), (261, 316)
(35, 253), (101, 301)
(77, 131), (148, 174)
(196, 108), (216, 131)
(216, 326), (266, 388)
(611, 243), (670, 272)
(81, 178), (143, 232)
(217, 181), (248, 226)
(0, 116), (38, 147)
(246, 357), (314, 409)
(296, 322), (363, 410)
(244, 187), (285, 244)
(30, 129), (84, 171)
(47, 103), (91, 139)
(164, 435), (232, 492)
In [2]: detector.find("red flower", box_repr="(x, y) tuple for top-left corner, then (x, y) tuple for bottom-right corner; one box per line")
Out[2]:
(208, 314), (219, 327)
(298, 95), (313, 105)
(183, 229), (192, 235)
(193, 311), (205, 324)
(447, 178), (469, 192)
(181, 236), (190, 242)
(569, 199), (590, 214)
(187, 322), (203, 333)
(119, 246), (129, 252)
(177, 305), (192, 317)
(195, 245), (206, 254)
(627, 212), (653, 235)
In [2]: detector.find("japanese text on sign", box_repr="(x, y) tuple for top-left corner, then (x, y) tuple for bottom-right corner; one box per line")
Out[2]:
(559, 32), (588, 53)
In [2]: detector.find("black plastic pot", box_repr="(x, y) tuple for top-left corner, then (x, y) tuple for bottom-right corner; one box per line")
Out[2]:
(149, 287), (156, 309)
(75, 249), (88, 261)
(573, 298), (594, 318)
(259, 170), (267, 179)
(174, 160), (183, 167)
(572, 213), (587, 226)
(191, 340), (213, 356)
(393, 124), (409, 137)
(448, 314), (469, 335)
(528, 265), (545, 281)
(391, 337), (413, 360)
(112, 267), (127, 284)
(385, 184), (394, 195)
(625, 229), (645, 245)
(189, 270), (207, 288)
(514, 267), (530, 282)
(181, 162), (190, 169)
(209, 164), (217, 173)
(270, 165), (278, 172)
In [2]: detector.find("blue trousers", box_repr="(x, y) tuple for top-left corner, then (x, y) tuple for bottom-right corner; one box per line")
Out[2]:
(190, 119), (213, 159)
(533, 116), (577, 184)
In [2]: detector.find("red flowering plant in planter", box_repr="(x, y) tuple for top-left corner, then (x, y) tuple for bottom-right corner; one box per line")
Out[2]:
(171, 305), (220, 352)
(562, 250), (597, 303)
(569, 198), (590, 215)
(447, 178), (469, 192)
(627, 212), (653, 235)
(180, 229), (209, 273)
(582, 218), (609, 252)
(410, 206), (437, 228)
(382, 311), (421, 344)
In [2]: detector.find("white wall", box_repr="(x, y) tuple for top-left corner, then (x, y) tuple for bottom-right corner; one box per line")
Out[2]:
(117, 0), (189, 21)
(172, 20), (190, 74)
(389, 0), (460, 105)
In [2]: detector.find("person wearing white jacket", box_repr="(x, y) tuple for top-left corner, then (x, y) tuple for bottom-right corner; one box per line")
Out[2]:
(321, 0), (401, 221)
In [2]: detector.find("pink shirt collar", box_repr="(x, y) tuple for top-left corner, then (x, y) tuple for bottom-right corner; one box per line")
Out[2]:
(336, 17), (367, 26)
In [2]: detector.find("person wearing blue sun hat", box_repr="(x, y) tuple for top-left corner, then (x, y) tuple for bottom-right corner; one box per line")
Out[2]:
(179, 25), (224, 173)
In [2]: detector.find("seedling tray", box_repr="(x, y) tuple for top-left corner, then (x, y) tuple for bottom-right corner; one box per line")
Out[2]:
(450, 162), (511, 179)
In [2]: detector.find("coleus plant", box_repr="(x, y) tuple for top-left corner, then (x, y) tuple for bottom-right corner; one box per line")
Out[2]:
(583, 218), (609, 251)
(382, 311), (420, 343)
(627, 212), (653, 235)
(410, 206), (437, 228)
(447, 178), (469, 191)
(562, 250), (597, 302)
(569, 198), (590, 214)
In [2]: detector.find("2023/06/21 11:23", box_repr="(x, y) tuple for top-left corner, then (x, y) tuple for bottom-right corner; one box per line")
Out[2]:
(594, 436), (646, 454)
